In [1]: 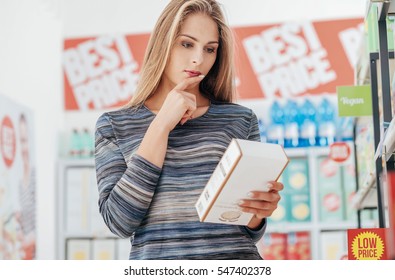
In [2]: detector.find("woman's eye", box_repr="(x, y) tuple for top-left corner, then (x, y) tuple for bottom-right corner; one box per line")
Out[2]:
(182, 42), (193, 48)
(206, 47), (216, 54)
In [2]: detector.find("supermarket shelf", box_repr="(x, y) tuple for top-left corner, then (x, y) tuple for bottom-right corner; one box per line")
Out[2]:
(284, 146), (329, 158)
(267, 221), (359, 233)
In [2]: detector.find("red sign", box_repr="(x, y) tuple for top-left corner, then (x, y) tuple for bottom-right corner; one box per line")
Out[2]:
(347, 228), (390, 260)
(63, 34), (150, 111)
(387, 172), (395, 259)
(0, 116), (16, 168)
(232, 18), (363, 99)
(63, 18), (363, 111)
(329, 142), (351, 163)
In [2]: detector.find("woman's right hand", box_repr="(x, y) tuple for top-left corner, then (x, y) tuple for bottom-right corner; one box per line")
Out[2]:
(155, 75), (204, 132)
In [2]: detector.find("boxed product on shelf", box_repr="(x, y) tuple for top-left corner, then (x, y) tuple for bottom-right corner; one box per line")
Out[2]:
(195, 139), (289, 225)
(289, 193), (311, 222)
(287, 231), (311, 260)
(258, 232), (287, 260)
(281, 158), (311, 222)
(320, 230), (348, 260)
(92, 239), (116, 260)
(258, 231), (312, 260)
(66, 239), (91, 260)
(282, 158), (309, 194)
(317, 156), (344, 222)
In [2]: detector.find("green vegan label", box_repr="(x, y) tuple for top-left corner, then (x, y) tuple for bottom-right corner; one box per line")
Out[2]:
(337, 85), (372, 117)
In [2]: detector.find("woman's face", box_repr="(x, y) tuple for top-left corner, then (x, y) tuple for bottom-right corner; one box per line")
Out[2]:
(162, 13), (219, 92)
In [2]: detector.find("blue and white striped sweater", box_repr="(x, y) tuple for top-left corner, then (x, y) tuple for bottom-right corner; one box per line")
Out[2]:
(95, 101), (266, 259)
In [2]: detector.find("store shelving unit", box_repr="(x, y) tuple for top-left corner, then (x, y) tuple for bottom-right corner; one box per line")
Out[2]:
(354, 0), (395, 229)
(265, 145), (366, 260)
(56, 158), (130, 260)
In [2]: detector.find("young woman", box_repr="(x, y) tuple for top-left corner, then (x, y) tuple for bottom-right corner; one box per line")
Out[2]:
(95, 0), (284, 259)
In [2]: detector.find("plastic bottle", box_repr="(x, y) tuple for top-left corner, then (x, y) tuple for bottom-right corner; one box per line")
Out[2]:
(337, 117), (354, 142)
(69, 128), (82, 157)
(299, 99), (317, 147)
(258, 118), (267, 143)
(81, 128), (94, 158)
(266, 100), (285, 146)
(316, 98), (336, 146)
(283, 99), (300, 148)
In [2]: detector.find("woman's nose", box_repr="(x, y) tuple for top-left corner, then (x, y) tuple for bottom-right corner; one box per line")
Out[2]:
(192, 50), (203, 65)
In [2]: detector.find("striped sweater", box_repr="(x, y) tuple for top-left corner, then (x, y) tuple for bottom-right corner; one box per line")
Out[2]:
(94, 101), (266, 259)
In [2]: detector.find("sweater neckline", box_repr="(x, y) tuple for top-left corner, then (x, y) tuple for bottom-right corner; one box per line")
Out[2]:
(142, 102), (214, 122)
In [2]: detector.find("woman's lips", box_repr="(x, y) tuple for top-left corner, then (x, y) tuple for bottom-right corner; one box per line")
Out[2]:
(185, 70), (202, 77)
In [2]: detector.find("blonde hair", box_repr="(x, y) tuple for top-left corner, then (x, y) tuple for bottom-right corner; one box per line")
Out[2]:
(126, 0), (235, 108)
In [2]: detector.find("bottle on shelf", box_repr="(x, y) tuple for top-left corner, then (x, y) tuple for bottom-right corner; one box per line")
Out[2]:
(283, 99), (300, 148)
(337, 117), (354, 142)
(81, 128), (94, 158)
(299, 99), (317, 147)
(258, 118), (267, 143)
(266, 100), (285, 146)
(316, 98), (336, 147)
(69, 128), (82, 158)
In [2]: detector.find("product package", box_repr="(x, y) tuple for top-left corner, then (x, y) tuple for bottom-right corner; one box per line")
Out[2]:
(195, 139), (289, 225)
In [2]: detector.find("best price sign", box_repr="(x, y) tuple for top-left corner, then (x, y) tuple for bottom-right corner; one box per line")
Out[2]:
(63, 34), (149, 111)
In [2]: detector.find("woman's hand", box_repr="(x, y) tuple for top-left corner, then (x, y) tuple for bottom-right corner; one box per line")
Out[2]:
(136, 75), (204, 168)
(155, 75), (204, 132)
(238, 181), (284, 229)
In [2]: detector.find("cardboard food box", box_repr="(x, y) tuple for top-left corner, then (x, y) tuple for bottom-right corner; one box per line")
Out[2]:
(195, 139), (289, 225)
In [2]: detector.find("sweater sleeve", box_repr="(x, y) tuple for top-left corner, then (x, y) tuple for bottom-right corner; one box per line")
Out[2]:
(94, 113), (162, 238)
(241, 108), (267, 243)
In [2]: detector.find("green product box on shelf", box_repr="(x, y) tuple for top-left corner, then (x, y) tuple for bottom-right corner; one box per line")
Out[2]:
(282, 158), (309, 195)
(387, 16), (395, 51)
(317, 156), (344, 222)
(280, 158), (310, 223)
(289, 193), (311, 222)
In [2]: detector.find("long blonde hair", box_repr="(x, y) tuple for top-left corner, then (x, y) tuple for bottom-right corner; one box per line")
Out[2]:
(125, 0), (235, 108)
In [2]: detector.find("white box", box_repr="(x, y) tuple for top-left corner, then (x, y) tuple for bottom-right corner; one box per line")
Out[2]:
(195, 139), (289, 225)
